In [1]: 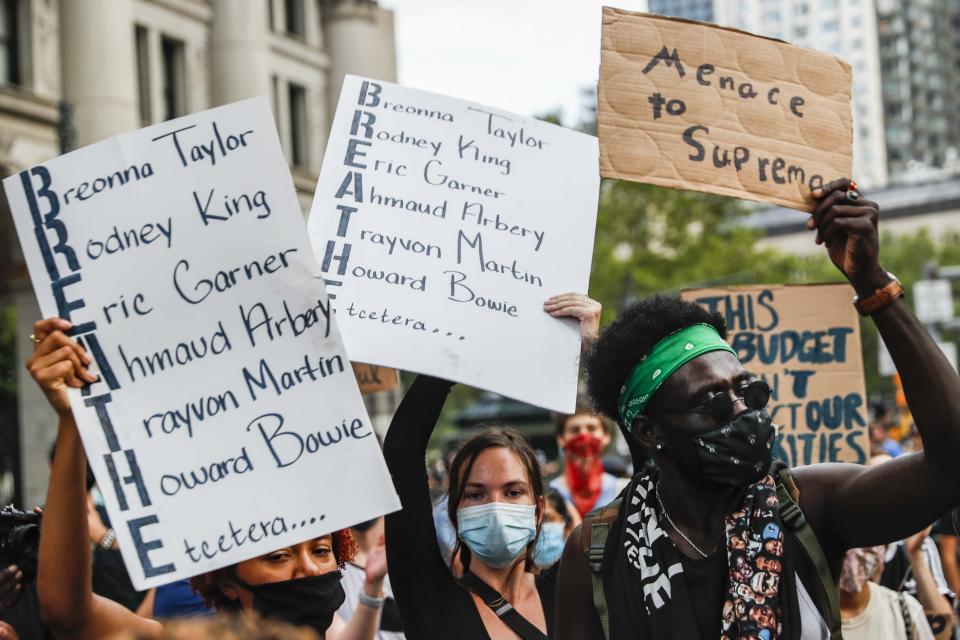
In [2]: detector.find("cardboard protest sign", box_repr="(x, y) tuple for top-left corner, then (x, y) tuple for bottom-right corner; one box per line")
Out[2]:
(683, 284), (868, 466)
(352, 362), (399, 393)
(4, 97), (400, 589)
(599, 7), (852, 211)
(308, 76), (600, 412)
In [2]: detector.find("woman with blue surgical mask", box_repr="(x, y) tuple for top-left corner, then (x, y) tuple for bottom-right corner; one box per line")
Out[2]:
(534, 490), (581, 569)
(383, 293), (601, 639)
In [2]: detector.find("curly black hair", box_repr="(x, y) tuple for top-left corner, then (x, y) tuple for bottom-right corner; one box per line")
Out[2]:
(584, 294), (727, 425)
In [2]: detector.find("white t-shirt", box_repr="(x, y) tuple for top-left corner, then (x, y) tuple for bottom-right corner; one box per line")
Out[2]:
(842, 582), (934, 640)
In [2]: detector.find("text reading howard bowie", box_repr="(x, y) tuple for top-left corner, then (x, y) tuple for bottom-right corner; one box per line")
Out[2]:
(317, 80), (553, 329)
(685, 285), (868, 466)
(8, 99), (398, 587)
(310, 75), (597, 411)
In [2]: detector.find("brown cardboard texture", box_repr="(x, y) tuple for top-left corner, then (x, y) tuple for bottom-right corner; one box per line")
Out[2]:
(352, 362), (399, 394)
(600, 7), (852, 212)
(682, 284), (868, 465)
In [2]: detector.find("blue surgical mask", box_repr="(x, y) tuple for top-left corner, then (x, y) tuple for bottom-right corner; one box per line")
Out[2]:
(533, 522), (566, 568)
(457, 502), (537, 568)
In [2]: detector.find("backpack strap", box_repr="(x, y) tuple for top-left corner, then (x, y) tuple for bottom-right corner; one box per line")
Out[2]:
(774, 464), (844, 640)
(898, 591), (915, 640)
(580, 497), (623, 640)
(458, 571), (548, 640)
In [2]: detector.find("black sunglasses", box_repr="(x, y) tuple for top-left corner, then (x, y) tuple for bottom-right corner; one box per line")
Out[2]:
(649, 380), (772, 424)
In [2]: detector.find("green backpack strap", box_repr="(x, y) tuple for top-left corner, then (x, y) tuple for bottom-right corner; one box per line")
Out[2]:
(581, 497), (622, 640)
(775, 465), (844, 640)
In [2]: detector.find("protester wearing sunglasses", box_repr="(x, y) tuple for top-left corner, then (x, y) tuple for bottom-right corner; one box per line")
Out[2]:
(555, 178), (960, 640)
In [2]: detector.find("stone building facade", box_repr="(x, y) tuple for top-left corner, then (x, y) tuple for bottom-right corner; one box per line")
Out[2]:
(0, 0), (397, 508)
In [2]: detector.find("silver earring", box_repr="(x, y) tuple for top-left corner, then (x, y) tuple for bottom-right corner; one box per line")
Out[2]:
(655, 443), (663, 450)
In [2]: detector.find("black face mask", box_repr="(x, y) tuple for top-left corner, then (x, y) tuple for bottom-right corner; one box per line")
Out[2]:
(659, 409), (776, 487)
(230, 569), (346, 634)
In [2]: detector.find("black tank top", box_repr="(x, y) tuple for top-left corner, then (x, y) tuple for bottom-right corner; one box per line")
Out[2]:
(680, 549), (727, 639)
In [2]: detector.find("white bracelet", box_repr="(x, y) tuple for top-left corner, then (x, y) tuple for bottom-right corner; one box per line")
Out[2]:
(99, 528), (117, 550)
(357, 590), (385, 609)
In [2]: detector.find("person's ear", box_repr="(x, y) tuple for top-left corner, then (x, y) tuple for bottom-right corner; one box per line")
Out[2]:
(600, 430), (612, 450)
(219, 574), (241, 601)
(632, 415), (660, 452)
(537, 494), (546, 527)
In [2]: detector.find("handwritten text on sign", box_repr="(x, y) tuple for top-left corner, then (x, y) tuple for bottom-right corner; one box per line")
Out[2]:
(683, 284), (868, 466)
(4, 98), (400, 589)
(308, 76), (600, 412)
(599, 8), (852, 211)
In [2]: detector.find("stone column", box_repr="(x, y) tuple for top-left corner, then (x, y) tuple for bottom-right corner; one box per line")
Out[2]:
(59, 0), (139, 146)
(210, 0), (271, 106)
(323, 1), (398, 121)
(14, 286), (55, 510)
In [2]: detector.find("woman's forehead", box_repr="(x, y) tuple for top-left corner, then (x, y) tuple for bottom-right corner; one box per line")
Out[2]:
(466, 447), (530, 483)
(267, 535), (332, 554)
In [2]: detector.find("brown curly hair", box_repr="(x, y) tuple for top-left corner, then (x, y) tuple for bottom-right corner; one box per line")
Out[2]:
(189, 529), (358, 610)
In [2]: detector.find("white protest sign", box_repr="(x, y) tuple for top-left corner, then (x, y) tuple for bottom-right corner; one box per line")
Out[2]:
(308, 76), (600, 412)
(879, 337), (957, 375)
(913, 279), (954, 323)
(5, 97), (400, 589)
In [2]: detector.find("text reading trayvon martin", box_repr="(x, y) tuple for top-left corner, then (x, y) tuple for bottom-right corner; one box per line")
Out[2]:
(7, 98), (398, 588)
(317, 80), (552, 325)
(308, 77), (598, 412)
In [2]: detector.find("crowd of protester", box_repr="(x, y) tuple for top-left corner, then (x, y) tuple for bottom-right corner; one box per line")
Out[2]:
(0, 178), (958, 639)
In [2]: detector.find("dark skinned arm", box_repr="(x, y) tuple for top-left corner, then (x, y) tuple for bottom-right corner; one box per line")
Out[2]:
(789, 179), (960, 568)
(555, 524), (604, 640)
(28, 318), (160, 640)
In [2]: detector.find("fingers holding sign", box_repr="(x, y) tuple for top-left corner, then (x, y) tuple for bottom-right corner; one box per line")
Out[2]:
(808, 179), (884, 293)
(25, 318), (97, 416)
(544, 293), (602, 342)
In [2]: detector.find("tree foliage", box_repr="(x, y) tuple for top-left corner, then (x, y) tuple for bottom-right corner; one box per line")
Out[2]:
(591, 180), (790, 322)
(588, 176), (960, 398)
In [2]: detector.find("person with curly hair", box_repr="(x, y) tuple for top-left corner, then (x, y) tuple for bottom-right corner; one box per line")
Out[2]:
(27, 319), (389, 640)
(555, 179), (960, 640)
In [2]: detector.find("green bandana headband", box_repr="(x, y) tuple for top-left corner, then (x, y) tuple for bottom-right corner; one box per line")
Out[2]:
(617, 323), (738, 429)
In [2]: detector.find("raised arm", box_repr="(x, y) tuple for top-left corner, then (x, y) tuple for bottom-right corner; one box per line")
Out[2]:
(791, 180), (960, 561)
(29, 318), (160, 640)
(332, 541), (387, 640)
(382, 375), (456, 623)
(905, 531), (954, 640)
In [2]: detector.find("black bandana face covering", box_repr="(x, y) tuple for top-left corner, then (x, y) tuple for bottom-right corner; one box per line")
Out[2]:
(661, 409), (776, 487)
(230, 569), (346, 634)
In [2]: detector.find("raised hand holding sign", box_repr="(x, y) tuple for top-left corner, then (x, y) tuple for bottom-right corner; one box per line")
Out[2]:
(5, 98), (400, 590)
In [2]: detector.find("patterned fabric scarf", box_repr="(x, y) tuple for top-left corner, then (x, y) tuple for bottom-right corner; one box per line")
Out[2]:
(722, 475), (785, 639)
(613, 471), (786, 640)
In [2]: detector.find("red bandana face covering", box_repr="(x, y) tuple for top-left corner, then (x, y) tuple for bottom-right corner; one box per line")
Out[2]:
(563, 433), (605, 516)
